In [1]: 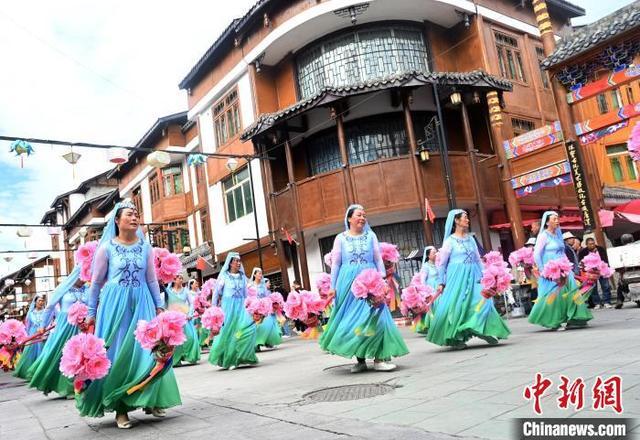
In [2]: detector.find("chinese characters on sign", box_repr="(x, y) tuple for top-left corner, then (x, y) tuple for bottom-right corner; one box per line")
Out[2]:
(564, 141), (595, 233)
(523, 374), (623, 415)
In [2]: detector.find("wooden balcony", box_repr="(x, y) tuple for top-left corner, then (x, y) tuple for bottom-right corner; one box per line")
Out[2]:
(151, 193), (188, 222)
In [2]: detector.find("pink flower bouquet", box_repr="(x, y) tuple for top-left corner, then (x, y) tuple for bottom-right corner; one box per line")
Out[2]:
(269, 292), (285, 314)
(400, 285), (431, 317)
(59, 333), (111, 394)
(316, 273), (332, 297)
(0, 319), (28, 371)
(201, 306), (225, 335)
(540, 256), (574, 287)
(283, 290), (327, 328)
(153, 248), (183, 284)
(380, 242), (400, 264)
(66, 302), (92, 333)
(246, 285), (258, 298)
(351, 268), (388, 307)
(323, 252), (334, 268)
(582, 252), (614, 278)
(509, 247), (535, 268)
(128, 311), (186, 395)
(76, 241), (98, 282)
(481, 255), (513, 299)
(201, 279), (216, 300)
(193, 293), (211, 318)
(245, 296), (273, 324)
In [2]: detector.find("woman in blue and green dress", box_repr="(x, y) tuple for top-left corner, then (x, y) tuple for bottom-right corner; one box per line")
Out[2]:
(27, 267), (88, 397)
(79, 201), (181, 429)
(208, 252), (258, 370)
(13, 294), (48, 379)
(319, 204), (408, 373)
(426, 209), (510, 349)
(249, 268), (282, 350)
(414, 246), (438, 335)
(167, 274), (201, 365)
(528, 211), (592, 330)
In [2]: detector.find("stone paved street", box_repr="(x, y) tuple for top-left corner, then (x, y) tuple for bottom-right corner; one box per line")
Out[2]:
(2, 307), (640, 439)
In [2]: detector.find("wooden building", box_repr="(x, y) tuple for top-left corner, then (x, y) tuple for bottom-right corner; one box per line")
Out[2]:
(179, 0), (585, 289)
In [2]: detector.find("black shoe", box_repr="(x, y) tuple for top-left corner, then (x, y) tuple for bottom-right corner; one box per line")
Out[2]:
(615, 303), (623, 309)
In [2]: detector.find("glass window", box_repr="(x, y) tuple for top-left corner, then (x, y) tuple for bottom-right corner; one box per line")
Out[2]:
(132, 186), (143, 214)
(611, 89), (623, 110)
(222, 166), (253, 223)
(149, 173), (161, 204)
(597, 94), (609, 114)
(213, 89), (241, 146)
(607, 144), (637, 182)
(626, 86), (634, 104)
(162, 166), (183, 196)
(296, 25), (429, 99)
(495, 31), (526, 83)
(535, 47), (550, 88)
(511, 118), (536, 136)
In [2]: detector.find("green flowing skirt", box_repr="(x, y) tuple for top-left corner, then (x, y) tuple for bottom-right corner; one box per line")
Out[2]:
(172, 319), (201, 365)
(76, 282), (181, 417)
(27, 312), (77, 396)
(255, 314), (282, 347)
(528, 273), (592, 329)
(426, 262), (510, 347)
(208, 296), (258, 369)
(319, 262), (409, 360)
(13, 338), (44, 380)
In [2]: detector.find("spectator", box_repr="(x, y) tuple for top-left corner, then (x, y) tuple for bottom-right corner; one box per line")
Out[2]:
(578, 237), (612, 309)
(524, 237), (538, 303)
(562, 232), (580, 275)
(530, 221), (540, 239)
(290, 280), (306, 333)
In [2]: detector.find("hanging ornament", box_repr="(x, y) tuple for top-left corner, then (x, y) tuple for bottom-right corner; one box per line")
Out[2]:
(16, 227), (33, 238)
(3, 256), (13, 263)
(62, 147), (82, 179)
(107, 147), (128, 164)
(9, 140), (34, 168)
(24, 279), (32, 286)
(147, 151), (171, 168)
(47, 226), (62, 236)
(27, 252), (38, 260)
(187, 154), (207, 167)
(4, 279), (14, 287)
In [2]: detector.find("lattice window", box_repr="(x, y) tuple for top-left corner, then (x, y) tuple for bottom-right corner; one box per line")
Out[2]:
(149, 173), (161, 204)
(611, 89), (623, 110)
(132, 186), (143, 215)
(162, 166), (184, 197)
(511, 117), (536, 136)
(495, 31), (526, 83)
(296, 25), (429, 99)
(597, 93), (609, 114)
(213, 89), (241, 147)
(535, 47), (550, 88)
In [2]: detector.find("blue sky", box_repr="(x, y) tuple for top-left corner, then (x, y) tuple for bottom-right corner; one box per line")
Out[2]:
(0, 0), (635, 276)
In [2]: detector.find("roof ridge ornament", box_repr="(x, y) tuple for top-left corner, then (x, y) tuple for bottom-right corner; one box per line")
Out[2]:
(333, 2), (369, 25)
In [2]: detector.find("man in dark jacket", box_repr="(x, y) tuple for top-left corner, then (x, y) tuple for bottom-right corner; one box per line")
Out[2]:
(562, 232), (580, 275)
(578, 237), (612, 309)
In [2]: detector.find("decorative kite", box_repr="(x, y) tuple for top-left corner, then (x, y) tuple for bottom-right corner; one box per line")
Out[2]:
(187, 154), (207, 167)
(9, 140), (34, 168)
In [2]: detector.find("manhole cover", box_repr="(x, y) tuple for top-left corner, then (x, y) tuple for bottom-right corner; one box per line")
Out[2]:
(303, 383), (394, 403)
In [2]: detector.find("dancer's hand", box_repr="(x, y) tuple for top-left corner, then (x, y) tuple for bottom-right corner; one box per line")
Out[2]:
(85, 317), (95, 327)
(437, 285), (444, 295)
(156, 307), (164, 316)
(37, 327), (45, 334)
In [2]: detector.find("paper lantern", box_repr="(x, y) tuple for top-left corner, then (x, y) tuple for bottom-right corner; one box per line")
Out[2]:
(27, 252), (37, 259)
(3, 256), (13, 262)
(108, 147), (129, 164)
(4, 279), (15, 287)
(24, 279), (32, 286)
(47, 226), (62, 236)
(16, 227), (33, 238)
(147, 151), (171, 168)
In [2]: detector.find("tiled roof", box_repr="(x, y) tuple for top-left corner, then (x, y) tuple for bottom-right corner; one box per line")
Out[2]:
(603, 184), (640, 202)
(241, 70), (511, 141)
(542, 1), (640, 69)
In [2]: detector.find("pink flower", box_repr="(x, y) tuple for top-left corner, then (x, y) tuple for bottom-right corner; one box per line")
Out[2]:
(351, 269), (386, 302)
(379, 242), (400, 263)
(599, 262), (614, 278)
(67, 302), (89, 327)
(201, 306), (225, 333)
(256, 297), (274, 316)
(283, 292), (308, 321)
(158, 253), (182, 284)
(481, 258), (513, 294)
(323, 252), (334, 268)
(246, 285), (258, 298)
(300, 290), (325, 315)
(484, 251), (504, 266)
(80, 264), (92, 282)
(76, 241), (98, 265)
(201, 279), (216, 300)
(60, 333), (110, 381)
(269, 292), (284, 308)
(316, 273), (331, 296)
(0, 319), (28, 345)
(540, 256), (573, 282)
(245, 297), (261, 315)
(509, 247), (533, 267)
(582, 252), (603, 272)
(157, 311), (187, 346)
(134, 320), (160, 350)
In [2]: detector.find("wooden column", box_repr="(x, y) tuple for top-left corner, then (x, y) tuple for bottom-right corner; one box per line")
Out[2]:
(487, 90), (526, 248)
(533, 0), (606, 246)
(402, 93), (435, 244)
(334, 107), (355, 205)
(261, 139), (290, 290)
(284, 136), (311, 289)
(460, 100), (492, 250)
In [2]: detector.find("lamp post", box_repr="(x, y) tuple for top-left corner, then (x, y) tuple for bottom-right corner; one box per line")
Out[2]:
(226, 157), (263, 270)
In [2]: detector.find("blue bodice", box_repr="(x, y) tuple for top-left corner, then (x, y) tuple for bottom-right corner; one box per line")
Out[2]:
(220, 273), (247, 300)
(27, 309), (46, 333)
(107, 239), (147, 288)
(438, 235), (483, 285)
(60, 286), (89, 313)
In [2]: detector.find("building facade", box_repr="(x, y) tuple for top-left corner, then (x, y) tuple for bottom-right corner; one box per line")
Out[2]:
(179, 0), (584, 289)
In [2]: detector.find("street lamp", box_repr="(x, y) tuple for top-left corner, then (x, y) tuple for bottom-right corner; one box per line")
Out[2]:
(225, 157), (263, 269)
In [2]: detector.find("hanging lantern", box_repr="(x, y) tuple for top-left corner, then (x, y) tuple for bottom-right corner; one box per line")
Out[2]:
(9, 140), (34, 168)
(4, 279), (14, 287)
(27, 252), (38, 259)
(16, 227), (33, 238)
(187, 154), (207, 167)
(62, 149), (82, 179)
(47, 226), (62, 236)
(108, 147), (129, 164)
(24, 279), (32, 286)
(3, 256), (13, 263)
(147, 151), (171, 168)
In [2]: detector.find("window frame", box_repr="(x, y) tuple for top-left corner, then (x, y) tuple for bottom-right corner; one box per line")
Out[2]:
(149, 172), (161, 205)
(511, 117), (537, 137)
(161, 165), (184, 197)
(606, 143), (638, 183)
(494, 30), (527, 85)
(222, 166), (254, 224)
(534, 46), (550, 89)
(213, 88), (242, 148)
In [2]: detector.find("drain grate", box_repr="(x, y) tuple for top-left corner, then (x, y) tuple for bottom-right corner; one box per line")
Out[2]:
(303, 383), (394, 403)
